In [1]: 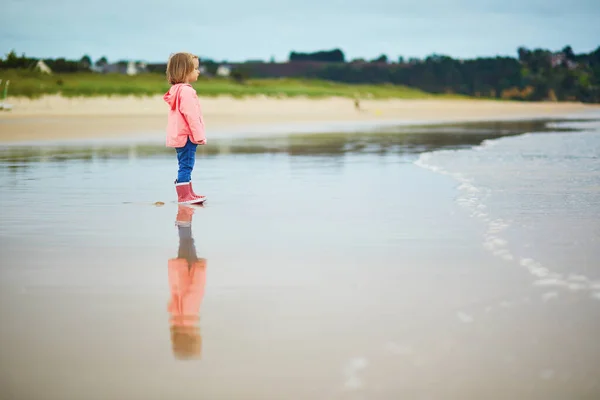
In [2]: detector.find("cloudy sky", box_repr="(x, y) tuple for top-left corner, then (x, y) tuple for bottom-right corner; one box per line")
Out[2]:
(2, 0), (599, 63)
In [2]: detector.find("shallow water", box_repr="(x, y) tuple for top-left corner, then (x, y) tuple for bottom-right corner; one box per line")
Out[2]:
(417, 119), (600, 298)
(1, 119), (599, 399)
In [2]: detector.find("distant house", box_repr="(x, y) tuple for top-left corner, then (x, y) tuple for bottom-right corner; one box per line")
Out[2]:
(550, 52), (577, 70)
(216, 65), (231, 77)
(229, 61), (325, 78)
(35, 60), (52, 74)
(127, 61), (148, 75)
(92, 61), (148, 75)
(126, 61), (137, 75)
(551, 53), (566, 67)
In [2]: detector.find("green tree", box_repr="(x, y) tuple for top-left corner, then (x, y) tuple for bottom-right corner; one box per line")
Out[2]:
(80, 55), (92, 69)
(371, 54), (388, 63)
(95, 56), (108, 67)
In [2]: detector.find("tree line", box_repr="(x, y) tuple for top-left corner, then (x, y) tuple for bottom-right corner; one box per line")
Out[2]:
(2, 45), (599, 103)
(250, 46), (600, 103)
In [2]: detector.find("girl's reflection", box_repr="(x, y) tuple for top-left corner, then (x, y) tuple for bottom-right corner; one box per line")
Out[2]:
(168, 205), (207, 360)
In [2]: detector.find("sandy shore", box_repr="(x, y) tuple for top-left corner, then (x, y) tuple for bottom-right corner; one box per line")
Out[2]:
(0, 95), (599, 143)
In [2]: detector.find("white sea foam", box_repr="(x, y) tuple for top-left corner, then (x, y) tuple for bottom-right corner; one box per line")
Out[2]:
(342, 357), (369, 390)
(414, 126), (600, 297)
(457, 311), (474, 323)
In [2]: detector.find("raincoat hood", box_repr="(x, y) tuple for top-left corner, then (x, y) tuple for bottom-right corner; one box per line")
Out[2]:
(163, 83), (190, 110)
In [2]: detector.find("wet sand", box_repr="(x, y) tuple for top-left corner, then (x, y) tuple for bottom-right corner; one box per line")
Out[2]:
(1, 121), (599, 399)
(1, 95), (599, 143)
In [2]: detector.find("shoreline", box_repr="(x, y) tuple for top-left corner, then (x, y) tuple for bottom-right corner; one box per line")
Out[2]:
(1, 95), (599, 145)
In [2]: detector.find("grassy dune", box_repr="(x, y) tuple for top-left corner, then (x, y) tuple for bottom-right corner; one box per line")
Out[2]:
(0, 69), (466, 99)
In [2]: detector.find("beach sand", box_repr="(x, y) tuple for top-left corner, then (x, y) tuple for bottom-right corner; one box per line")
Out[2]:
(1, 95), (599, 143)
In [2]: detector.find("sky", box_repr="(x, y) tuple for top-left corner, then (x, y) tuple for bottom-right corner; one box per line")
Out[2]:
(2, 0), (599, 63)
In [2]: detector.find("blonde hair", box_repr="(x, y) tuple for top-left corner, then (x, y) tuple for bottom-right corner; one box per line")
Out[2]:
(170, 326), (202, 359)
(166, 52), (199, 85)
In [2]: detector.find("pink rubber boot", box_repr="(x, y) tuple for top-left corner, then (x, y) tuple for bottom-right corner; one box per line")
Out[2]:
(175, 182), (206, 205)
(189, 182), (207, 202)
(175, 204), (195, 227)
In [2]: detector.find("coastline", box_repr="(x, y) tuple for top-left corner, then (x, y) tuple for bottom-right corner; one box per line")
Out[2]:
(1, 95), (599, 144)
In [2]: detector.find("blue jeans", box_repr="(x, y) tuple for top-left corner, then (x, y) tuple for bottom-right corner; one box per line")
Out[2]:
(175, 137), (197, 183)
(178, 226), (198, 265)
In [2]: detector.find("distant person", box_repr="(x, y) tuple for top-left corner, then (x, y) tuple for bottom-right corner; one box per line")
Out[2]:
(354, 97), (361, 111)
(164, 52), (207, 204)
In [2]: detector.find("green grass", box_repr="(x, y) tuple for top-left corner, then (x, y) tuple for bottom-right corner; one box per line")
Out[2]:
(0, 69), (467, 100)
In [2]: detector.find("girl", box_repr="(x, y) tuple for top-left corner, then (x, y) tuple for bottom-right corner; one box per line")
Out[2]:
(164, 52), (207, 204)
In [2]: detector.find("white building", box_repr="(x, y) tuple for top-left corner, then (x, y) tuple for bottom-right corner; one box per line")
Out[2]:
(35, 60), (52, 74)
(216, 65), (231, 77)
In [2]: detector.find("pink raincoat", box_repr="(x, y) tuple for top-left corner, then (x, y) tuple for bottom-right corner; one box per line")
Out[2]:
(167, 258), (207, 327)
(163, 83), (206, 148)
